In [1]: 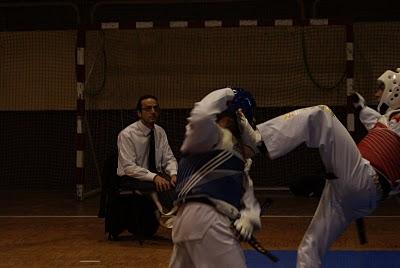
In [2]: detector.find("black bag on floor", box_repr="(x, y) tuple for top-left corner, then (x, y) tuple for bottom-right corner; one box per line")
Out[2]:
(98, 152), (159, 241)
(105, 191), (159, 240)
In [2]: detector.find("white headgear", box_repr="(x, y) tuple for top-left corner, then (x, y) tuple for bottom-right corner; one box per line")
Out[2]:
(377, 68), (400, 114)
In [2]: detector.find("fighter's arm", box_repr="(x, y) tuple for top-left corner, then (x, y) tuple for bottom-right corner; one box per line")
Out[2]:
(359, 106), (382, 130)
(388, 111), (400, 136)
(233, 159), (261, 240)
(389, 112), (400, 195)
(180, 88), (235, 154)
(241, 159), (262, 228)
(236, 110), (268, 156)
(350, 92), (381, 130)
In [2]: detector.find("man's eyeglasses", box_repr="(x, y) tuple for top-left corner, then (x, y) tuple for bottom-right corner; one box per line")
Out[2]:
(142, 105), (160, 112)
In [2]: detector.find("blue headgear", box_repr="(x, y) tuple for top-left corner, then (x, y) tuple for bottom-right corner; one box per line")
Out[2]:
(227, 87), (256, 123)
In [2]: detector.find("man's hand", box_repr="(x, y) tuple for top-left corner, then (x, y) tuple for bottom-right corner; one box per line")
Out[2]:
(170, 175), (177, 187)
(153, 175), (171, 192)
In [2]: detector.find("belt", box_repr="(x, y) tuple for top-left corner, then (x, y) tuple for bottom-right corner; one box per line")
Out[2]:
(181, 196), (216, 207)
(372, 169), (392, 201)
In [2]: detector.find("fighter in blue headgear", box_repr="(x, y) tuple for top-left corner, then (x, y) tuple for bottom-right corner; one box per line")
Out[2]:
(170, 87), (262, 268)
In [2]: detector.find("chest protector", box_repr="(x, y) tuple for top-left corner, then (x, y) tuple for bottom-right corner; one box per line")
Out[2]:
(176, 150), (245, 209)
(357, 123), (400, 188)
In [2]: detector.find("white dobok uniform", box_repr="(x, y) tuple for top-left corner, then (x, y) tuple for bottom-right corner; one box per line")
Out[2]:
(255, 104), (399, 268)
(169, 88), (261, 268)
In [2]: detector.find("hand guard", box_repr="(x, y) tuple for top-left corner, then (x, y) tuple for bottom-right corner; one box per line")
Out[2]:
(233, 215), (254, 241)
(236, 110), (262, 154)
(350, 92), (366, 110)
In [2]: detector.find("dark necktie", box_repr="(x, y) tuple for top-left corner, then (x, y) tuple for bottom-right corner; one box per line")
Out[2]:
(148, 129), (156, 172)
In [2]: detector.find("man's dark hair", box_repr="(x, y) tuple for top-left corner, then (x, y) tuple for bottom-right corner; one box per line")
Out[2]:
(136, 95), (158, 112)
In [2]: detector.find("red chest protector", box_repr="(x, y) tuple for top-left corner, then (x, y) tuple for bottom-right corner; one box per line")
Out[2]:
(357, 117), (400, 188)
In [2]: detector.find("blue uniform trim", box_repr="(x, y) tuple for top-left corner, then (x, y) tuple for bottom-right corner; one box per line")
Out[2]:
(176, 150), (245, 209)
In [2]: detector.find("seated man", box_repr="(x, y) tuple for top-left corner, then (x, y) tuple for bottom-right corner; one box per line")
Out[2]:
(117, 95), (178, 224)
(237, 68), (400, 268)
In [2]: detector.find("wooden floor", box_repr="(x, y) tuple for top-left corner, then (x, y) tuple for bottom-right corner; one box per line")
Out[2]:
(0, 190), (399, 267)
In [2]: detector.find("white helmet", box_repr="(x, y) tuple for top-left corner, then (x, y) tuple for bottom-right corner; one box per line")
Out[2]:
(377, 68), (400, 114)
